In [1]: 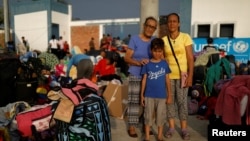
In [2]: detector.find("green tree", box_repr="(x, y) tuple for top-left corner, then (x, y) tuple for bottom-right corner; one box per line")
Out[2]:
(0, 7), (3, 26)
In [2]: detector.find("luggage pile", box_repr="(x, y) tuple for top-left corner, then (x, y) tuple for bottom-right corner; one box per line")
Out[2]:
(0, 78), (111, 141)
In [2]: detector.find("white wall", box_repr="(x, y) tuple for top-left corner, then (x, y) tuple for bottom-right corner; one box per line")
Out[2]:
(52, 11), (70, 44)
(191, 0), (250, 37)
(14, 11), (48, 52)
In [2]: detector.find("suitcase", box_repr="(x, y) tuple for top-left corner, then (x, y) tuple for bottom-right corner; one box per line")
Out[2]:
(0, 54), (20, 107)
(15, 80), (38, 104)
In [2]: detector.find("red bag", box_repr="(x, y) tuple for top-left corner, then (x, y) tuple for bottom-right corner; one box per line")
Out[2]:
(188, 99), (199, 115)
(0, 131), (3, 141)
(15, 103), (53, 137)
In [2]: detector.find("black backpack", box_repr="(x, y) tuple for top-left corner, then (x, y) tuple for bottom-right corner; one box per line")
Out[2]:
(193, 65), (207, 84)
(207, 53), (220, 68)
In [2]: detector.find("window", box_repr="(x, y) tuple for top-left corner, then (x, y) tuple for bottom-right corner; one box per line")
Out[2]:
(219, 24), (234, 37)
(193, 23), (212, 38)
(197, 24), (210, 38)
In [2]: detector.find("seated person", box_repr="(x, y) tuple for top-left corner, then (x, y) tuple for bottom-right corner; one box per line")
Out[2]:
(36, 65), (52, 104)
(93, 56), (115, 77)
(96, 50), (106, 64)
(54, 59), (66, 78)
(63, 51), (72, 65)
(17, 43), (37, 62)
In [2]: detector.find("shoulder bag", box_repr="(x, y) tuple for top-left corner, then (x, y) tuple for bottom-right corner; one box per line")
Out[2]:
(167, 35), (188, 88)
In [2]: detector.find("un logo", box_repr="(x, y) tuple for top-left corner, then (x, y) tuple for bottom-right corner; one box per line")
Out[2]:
(233, 41), (249, 53)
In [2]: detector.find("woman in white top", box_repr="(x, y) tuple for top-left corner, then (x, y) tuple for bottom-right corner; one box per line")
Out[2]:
(49, 35), (59, 58)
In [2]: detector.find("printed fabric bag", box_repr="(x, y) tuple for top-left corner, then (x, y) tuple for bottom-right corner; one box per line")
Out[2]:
(52, 78), (112, 141)
(15, 103), (53, 137)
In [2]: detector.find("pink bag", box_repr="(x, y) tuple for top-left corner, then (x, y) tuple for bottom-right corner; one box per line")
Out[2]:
(15, 104), (53, 137)
(181, 72), (188, 88)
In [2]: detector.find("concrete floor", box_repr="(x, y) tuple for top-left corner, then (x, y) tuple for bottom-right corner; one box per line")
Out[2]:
(110, 115), (208, 141)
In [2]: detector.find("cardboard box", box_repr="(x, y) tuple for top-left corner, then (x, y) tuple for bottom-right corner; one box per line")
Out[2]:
(102, 82), (128, 119)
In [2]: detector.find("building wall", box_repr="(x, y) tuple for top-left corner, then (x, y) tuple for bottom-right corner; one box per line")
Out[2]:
(5, 0), (250, 53)
(13, 10), (70, 52)
(52, 11), (70, 44)
(191, 0), (250, 37)
(71, 25), (100, 52)
(10, 0), (70, 52)
(14, 11), (48, 51)
(179, 0), (192, 34)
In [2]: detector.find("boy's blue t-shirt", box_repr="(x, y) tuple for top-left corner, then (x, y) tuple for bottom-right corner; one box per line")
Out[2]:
(141, 60), (171, 98)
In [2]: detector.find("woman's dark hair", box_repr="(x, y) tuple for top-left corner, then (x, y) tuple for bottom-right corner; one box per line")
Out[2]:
(166, 12), (180, 32)
(150, 38), (164, 50)
(167, 12), (180, 22)
(144, 16), (157, 25)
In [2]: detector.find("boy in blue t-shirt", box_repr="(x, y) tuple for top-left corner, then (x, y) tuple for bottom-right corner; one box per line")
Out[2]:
(140, 38), (172, 141)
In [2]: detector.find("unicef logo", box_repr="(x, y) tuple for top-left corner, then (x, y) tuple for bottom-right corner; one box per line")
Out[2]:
(233, 41), (249, 53)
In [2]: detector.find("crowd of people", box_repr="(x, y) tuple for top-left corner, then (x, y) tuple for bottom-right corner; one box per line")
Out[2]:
(10, 12), (250, 141)
(10, 13), (193, 141)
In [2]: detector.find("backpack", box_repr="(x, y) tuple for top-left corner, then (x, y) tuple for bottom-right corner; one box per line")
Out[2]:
(193, 65), (207, 84)
(207, 53), (220, 67)
(50, 78), (111, 141)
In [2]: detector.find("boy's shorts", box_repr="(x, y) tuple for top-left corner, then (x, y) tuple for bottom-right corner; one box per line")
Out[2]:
(144, 97), (166, 126)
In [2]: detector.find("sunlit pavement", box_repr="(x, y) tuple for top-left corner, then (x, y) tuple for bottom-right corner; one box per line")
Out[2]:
(110, 115), (208, 141)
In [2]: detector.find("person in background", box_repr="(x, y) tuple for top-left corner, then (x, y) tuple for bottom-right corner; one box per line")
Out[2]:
(49, 35), (59, 58)
(193, 37), (216, 59)
(94, 56), (115, 77)
(89, 37), (95, 51)
(124, 16), (158, 138)
(140, 38), (172, 141)
(63, 52), (72, 65)
(162, 13), (194, 140)
(58, 36), (65, 59)
(66, 53), (90, 77)
(63, 41), (69, 53)
(61, 40), (70, 59)
(54, 59), (66, 78)
(36, 65), (52, 104)
(123, 34), (131, 45)
(17, 43), (37, 63)
(203, 37), (216, 51)
(100, 34), (108, 50)
(22, 36), (29, 51)
(96, 50), (106, 64)
(7, 40), (15, 53)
